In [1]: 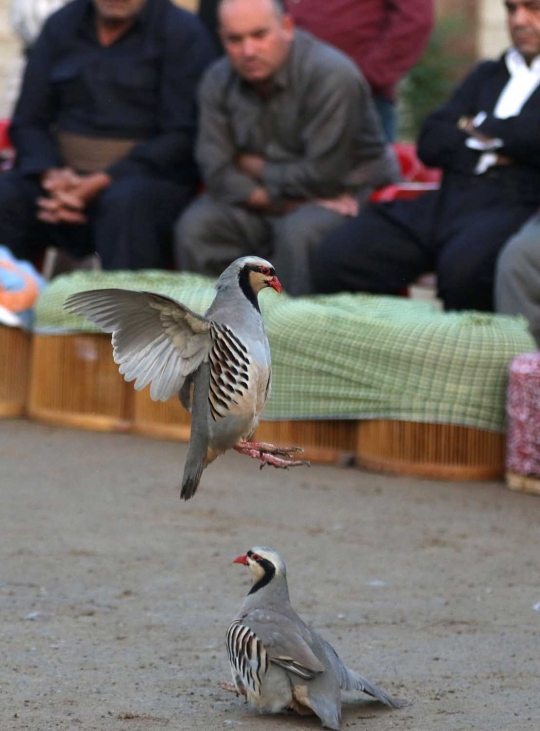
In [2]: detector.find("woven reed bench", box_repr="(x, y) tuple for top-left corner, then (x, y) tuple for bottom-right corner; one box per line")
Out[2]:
(0, 325), (31, 417)
(27, 271), (536, 477)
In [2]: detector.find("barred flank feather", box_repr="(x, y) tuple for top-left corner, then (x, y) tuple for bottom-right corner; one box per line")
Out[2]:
(227, 620), (269, 696)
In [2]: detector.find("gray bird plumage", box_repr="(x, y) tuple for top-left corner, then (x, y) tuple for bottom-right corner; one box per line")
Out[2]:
(64, 256), (298, 500)
(227, 547), (406, 730)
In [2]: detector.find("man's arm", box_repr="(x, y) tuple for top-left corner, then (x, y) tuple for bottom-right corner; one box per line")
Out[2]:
(416, 62), (498, 170)
(195, 67), (263, 204)
(357, 0), (434, 94)
(9, 19), (64, 176)
(108, 13), (216, 182)
(262, 63), (382, 200)
(473, 112), (540, 163)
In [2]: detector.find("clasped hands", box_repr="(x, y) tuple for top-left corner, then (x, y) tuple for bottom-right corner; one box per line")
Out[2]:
(235, 153), (358, 217)
(37, 168), (111, 225)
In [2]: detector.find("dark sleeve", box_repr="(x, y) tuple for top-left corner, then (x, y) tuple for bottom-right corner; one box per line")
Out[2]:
(195, 66), (260, 203)
(358, 0), (434, 93)
(9, 20), (64, 176)
(416, 62), (495, 170)
(108, 15), (217, 181)
(263, 65), (383, 199)
(476, 112), (540, 161)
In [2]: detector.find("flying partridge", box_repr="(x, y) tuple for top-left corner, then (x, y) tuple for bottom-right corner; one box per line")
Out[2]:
(64, 257), (308, 500)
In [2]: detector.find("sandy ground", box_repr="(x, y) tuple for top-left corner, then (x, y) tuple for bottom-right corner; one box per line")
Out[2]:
(0, 419), (539, 731)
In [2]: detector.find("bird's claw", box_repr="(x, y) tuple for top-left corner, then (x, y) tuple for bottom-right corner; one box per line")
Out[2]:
(220, 681), (240, 696)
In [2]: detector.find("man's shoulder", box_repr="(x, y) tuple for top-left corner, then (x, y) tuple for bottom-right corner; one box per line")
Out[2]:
(466, 56), (506, 82)
(161, 0), (208, 33)
(200, 56), (234, 94)
(293, 29), (361, 82)
(41, 0), (87, 35)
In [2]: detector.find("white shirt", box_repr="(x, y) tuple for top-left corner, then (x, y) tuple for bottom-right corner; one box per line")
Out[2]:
(466, 49), (540, 174)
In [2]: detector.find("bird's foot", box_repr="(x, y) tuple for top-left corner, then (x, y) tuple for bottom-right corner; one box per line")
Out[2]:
(220, 682), (240, 696)
(235, 441), (310, 469)
(237, 440), (305, 456)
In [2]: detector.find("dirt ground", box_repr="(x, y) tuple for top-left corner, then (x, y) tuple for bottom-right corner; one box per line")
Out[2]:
(1, 419), (539, 731)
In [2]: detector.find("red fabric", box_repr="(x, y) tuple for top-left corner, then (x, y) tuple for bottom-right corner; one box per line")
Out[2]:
(0, 119), (11, 151)
(370, 143), (441, 201)
(286, 0), (434, 101)
(506, 353), (540, 476)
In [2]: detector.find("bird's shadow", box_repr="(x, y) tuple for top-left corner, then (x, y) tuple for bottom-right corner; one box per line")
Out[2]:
(224, 697), (409, 728)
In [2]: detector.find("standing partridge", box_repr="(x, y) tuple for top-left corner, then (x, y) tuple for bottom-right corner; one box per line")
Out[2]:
(64, 256), (308, 500)
(227, 547), (406, 730)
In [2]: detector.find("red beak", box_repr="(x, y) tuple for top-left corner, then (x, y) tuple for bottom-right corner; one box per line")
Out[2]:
(268, 276), (282, 294)
(233, 554), (249, 565)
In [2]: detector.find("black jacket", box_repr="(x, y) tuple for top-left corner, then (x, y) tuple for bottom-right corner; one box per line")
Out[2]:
(10, 0), (216, 184)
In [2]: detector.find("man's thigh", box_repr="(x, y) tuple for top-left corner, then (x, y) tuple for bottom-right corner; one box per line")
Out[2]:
(269, 202), (346, 295)
(175, 194), (271, 275)
(310, 200), (432, 295)
(437, 204), (538, 310)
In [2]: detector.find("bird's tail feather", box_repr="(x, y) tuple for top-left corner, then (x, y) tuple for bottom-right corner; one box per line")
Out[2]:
(179, 363), (210, 501)
(180, 461), (204, 500)
(345, 669), (407, 708)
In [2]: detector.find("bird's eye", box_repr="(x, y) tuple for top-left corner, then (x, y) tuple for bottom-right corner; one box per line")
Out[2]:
(251, 553), (261, 561)
(258, 266), (271, 276)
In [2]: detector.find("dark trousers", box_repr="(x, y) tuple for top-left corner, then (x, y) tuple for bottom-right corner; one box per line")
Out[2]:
(0, 170), (194, 270)
(311, 178), (539, 311)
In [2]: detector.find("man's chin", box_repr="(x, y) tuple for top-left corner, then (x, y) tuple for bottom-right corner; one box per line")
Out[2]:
(240, 68), (271, 84)
(515, 41), (540, 61)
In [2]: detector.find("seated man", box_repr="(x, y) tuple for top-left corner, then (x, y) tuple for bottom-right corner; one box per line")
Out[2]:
(311, 0), (540, 313)
(175, 0), (398, 296)
(496, 212), (540, 346)
(0, 0), (215, 270)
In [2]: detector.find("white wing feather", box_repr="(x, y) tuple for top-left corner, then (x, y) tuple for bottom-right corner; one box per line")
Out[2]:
(64, 289), (211, 401)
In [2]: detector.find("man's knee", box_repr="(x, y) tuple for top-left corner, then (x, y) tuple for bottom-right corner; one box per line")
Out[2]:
(0, 172), (36, 212)
(497, 220), (540, 287)
(175, 197), (218, 244)
(97, 177), (151, 214)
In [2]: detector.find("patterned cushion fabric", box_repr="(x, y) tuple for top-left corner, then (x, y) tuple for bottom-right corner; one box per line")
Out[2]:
(34, 270), (536, 432)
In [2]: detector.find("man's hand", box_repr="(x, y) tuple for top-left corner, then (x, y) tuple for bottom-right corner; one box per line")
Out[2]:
(245, 186), (272, 210)
(457, 117), (494, 146)
(316, 193), (359, 217)
(236, 153), (265, 180)
(37, 171), (112, 225)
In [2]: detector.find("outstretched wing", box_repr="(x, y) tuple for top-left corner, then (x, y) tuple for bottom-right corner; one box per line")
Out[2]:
(64, 289), (211, 402)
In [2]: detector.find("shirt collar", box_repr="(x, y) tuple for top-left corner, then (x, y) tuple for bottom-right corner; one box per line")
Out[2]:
(505, 47), (540, 75)
(78, 0), (149, 40)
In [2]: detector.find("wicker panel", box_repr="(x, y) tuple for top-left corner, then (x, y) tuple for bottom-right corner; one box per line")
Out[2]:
(134, 391), (357, 465)
(357, 420), (505, 481)
(506, 471), (540, 496)
(133, 388), (192, 441)
(0, 326), (31, 417)
(28, 334), (133, 432)
(254, 419), (358, 465)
